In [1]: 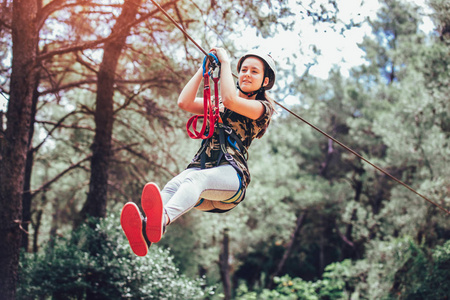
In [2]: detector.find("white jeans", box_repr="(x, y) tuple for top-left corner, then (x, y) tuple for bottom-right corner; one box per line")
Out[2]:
(161, 165), (241, 223)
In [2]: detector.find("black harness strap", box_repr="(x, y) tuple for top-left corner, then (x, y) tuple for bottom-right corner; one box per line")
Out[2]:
(194, 109), (247, 179)
(216, 123), (247, 178)
(195, 124), (247, 180)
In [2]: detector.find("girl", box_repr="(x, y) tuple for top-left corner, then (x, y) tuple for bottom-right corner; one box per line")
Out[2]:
(120, 48), (277, 256)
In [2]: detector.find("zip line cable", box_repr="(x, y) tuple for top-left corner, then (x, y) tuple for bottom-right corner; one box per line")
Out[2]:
(149, 0), (449, 215)
(274, 102), (449, 215)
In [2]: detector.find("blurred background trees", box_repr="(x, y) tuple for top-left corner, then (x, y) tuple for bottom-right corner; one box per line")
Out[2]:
(0, 0), (448, 299)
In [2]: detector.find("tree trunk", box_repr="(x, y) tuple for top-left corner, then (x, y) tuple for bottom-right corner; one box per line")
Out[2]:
(21, 70), (39, 251)
(268, 211), (306, 288)
(76, 0), (142, 227)
(32, 209), (43, 253)
(0, 0), (38, 298)
(48, 196), (60, 251)
(71, 1), (143, 299)
(219, 228), (232, 300)
(319, 218), (325, 275)
(342, 169), (364, 259)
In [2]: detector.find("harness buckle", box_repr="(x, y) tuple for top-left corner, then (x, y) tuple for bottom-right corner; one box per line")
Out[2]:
(218, 123), (233, 135)
(224, 127), (233, 135)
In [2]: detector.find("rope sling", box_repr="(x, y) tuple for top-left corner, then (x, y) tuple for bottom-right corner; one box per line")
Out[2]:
(186, 53), (221, 139)
(149, 0), (449, 216)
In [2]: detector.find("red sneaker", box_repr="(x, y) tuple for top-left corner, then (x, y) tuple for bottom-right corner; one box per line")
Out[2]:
(120, 202), (150, 256)
(141, 182), (164, 243)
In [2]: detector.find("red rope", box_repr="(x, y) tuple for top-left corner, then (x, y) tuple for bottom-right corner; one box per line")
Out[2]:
(186, 74), (220, 139)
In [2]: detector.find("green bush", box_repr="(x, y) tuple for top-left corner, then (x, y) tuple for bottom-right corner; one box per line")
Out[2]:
(236, 238), (450, 300)
(17, 214), (211, 300)
(236, 268), (344, 300)
(387, 239), (450, 300)
(324, 237), (450, 300)
(311, 237), (450, 300)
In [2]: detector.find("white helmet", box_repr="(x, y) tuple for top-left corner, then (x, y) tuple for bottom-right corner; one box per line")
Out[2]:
(237, 49), (276, 90)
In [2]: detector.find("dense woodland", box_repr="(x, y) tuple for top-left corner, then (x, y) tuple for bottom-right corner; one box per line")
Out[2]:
(0, 0), (449, 299)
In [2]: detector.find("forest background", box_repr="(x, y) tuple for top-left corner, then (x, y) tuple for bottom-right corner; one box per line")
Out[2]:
(0, 0), (449, 299)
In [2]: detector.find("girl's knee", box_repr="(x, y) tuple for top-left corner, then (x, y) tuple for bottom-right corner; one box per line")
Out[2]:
(183, 170), (206, 186)
(163, 175), (184, 194)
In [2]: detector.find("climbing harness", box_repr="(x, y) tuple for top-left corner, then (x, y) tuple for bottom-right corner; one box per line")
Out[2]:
(189, 113), (249, 213)
(194, 125), (247, 213)
(194, 130), (248, 213)
(186, 53), (221, 139)
(192, 111), (248, 177)
(184, 51), (248, 180)
(149, 0), (449, 215)
(190, 100), (249, 212)
(184, 52), (248, 213)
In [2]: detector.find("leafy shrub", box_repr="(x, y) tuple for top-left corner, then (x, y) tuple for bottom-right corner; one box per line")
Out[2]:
(322, 237), (450, 300)
(236, 267), (344, 300)
(17, 214), (211, 299)
(236, 238), (450, 300)
(387, 239), (450, 300)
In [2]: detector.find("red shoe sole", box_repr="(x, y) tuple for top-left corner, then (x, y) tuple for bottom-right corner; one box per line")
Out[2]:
(120, 202), (148, 256)
(141, 183), (164, 243)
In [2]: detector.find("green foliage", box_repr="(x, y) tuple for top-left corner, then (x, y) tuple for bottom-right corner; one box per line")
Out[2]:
(387, 239), (450, 299)
(300, 237), (450, 300)
(235, 238), (450, 300)
(17, 214), (210, 300)
(6, 0), (450, 298)
(236, 268), (345, 300)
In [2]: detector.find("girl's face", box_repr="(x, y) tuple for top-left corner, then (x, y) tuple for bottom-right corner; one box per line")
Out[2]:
(239, 57), (269, 95)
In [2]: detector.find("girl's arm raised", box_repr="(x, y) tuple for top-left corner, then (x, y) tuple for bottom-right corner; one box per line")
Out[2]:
(177, 67), (205, 115)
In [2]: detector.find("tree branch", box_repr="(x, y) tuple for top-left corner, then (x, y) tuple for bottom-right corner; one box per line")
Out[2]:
(36, 0), (122, 32)
(114, 141), (178, 178)
(35, 120), (93, 131)
(30, 154), (92, 198)
(336, 223), (354, 248)
(38, 79), (97, 96)
(75, 52), (99, 74)
(30, 143), (139, 197)
(36, 0), (180, 62)
(32, 110), (81, 153)
(0, 16), (11, 30)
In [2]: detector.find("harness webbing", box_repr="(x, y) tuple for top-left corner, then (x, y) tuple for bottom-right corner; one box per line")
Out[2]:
(217, 122), (246, 177)
(192, 115), (247, 180)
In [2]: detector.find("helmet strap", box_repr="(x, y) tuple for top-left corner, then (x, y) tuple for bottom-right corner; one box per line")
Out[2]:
(236, 81), (266, 98)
